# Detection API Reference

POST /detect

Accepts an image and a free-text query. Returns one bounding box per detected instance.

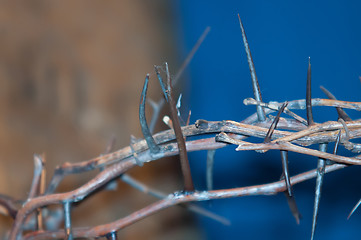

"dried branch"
[3,16,361,240]
[23,163,347,240]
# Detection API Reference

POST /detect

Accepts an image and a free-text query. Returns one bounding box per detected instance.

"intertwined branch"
[1,17,361,240]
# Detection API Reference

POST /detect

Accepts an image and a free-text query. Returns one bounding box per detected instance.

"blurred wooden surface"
[0,1,197,238]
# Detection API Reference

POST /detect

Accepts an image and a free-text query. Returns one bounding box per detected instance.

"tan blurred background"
[0,1,200,239]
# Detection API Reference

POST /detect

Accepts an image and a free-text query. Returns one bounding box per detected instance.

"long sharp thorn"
[165,62,194,192]
[139,74,160,154]
[148,27,210,133]
[348,198,361,219]
[284,192,302,224]
[280,150,302,224]
[238,14,266,122]
[206,149,216,190]
[63,201,73,240]
[154,65,169,102]
[306,58,314,126]
[264,102,288,143]
[320,86,351,121]
[173,26,211,85]
[311,143,327,240]
[281,150,292,196]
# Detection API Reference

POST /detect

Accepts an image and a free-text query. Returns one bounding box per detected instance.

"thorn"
[148,27,210,133]
[154,65,169,102]
[106,231,118,240]
[311,143,327,240]
[173,26,211,85]
[348,198,361,220]
[280,150,292,196]
[63,201,73,240]
[238,14,266,122]
[333,130,341,155]
[206,149,216,190]
[283,192,302,224]
[139,74,161,154]
[306,57,314,126]
[264,102,288,143]
[165,62,194,192]
[320,86,351,121]
[338,118,350,141]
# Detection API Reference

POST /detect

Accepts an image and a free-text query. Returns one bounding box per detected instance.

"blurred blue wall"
[173,1,361,239]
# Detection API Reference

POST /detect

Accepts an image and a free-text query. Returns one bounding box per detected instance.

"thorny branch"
[1,17,361,240]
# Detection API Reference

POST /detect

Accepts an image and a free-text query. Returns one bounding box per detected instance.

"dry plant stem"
[120,174,229,225]
[23,163,347,240]
[165,62,194,192]
[18,119,358,238]
[44,118,361,194]
[243,98,307,125]
[234,140,361,165]
[243,98,361,111]
[272,120,361,144]
[238,14,265,121]
[10,160,135,239]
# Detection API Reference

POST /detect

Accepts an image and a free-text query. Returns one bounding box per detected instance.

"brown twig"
[243,98,361,111]
[23,163,347,240]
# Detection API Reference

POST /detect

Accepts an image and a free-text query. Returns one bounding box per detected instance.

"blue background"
[173,1,361,239]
